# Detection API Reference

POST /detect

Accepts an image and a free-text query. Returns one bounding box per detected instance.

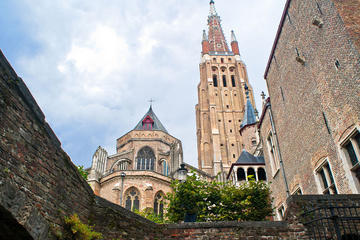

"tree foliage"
[77,165,88,181]
[165,174,273,222]
[134,208,167,224]
[62,214,103,240]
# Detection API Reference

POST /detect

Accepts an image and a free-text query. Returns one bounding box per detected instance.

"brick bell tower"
[196,0,257,177]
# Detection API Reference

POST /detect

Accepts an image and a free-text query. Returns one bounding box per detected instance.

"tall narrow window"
[267,131,280,174]
[124,187,140,211]
[213,75,218,87]
[221,58,224,63]
[136,147,155,170]
[222,75,227,87]
[316,160,337,194]
[162,160,169,176]
[154,192,164,218]
[231,75,236,87]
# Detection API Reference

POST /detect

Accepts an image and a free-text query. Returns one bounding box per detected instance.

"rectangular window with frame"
[343,130,360,167]
[267,131,280,174]
[316,160,337,194]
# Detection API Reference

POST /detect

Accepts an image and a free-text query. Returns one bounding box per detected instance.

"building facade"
[196,0,259,177]
[87,106,183,214]
[259,0,360,219]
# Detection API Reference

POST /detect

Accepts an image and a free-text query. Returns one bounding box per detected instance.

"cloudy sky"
[0,0,286,168]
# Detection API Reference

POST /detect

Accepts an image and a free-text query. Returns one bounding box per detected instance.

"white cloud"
[5,0,287,168]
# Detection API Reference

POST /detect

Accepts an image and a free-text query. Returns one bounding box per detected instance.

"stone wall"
[0,50,163,239]
[263,0,360,208]
[162,221,308,240]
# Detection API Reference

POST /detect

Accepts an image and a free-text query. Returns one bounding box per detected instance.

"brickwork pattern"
[263,0,360,208]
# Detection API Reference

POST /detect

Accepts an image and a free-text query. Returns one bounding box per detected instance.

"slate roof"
[133,106,168,133]
[240,97,257,128]
[235,150,265,165]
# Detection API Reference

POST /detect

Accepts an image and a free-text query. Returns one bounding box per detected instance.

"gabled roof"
[133,106,168,133]
[241,97,257,128]
[235,150,265,165]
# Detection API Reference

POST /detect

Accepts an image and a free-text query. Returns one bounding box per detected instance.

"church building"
[87,106,183,215]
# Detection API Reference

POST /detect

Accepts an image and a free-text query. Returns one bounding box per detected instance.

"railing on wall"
[286,195,360,240]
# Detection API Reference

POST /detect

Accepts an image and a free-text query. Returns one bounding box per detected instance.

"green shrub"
[134,208,167,224]
[166,173,273,222]
[63,214,103,240]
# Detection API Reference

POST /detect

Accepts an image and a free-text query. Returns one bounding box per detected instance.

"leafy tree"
[77,165,89,180]
[165,173,273,222]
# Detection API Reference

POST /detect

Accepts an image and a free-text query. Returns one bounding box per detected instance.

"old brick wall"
[162,221,308,240]
[0,50,163,239]
[264,0,360,207]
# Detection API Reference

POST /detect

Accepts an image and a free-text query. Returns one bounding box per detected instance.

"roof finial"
[209,0,217,16]
[202,30,208,41]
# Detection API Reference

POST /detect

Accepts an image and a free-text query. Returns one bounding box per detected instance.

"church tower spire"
[207,0,230,53]
[196,1,258,177]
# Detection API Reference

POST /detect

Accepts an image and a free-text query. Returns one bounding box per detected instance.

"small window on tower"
[222,75,227,87]
[229,120,232,122]
[213,75,218,87]
[226,105,229,109]
[231,75,236,87]
[221,58,224,63]
[230,129,233,133]
[233,154,236,158]
[228,58,232,62]
[231,144,234,146]
[220,144,224,147]
[213,58,217,63]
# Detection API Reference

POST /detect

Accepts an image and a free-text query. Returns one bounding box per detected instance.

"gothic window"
[231,75,236,87]
[161,160,169,176]
[237,168,246,181]
[247,168,256,180]
[154,192,164,218]
[222,75,227,87]
[124,187,140,211]
[142,115,154,130]
[316,160,337,194]
[258,167,267,181]
[136,147,155,170]
[213,75,218,87]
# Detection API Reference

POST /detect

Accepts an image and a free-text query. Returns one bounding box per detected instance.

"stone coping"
[164,220,288,229]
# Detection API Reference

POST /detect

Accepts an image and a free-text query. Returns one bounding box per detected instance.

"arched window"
[162,160,169,176]
[213,75,218,87]
[136,147,155,170]
[124,187,140,211]
[247,168,256,180]
[258,167,267,181]
[222,75,227,87]
[237,168,246,181]
[154,192,164,218]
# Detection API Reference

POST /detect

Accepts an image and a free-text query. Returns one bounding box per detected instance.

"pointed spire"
[241,85,257,128]
[231,30,237,42]
[202,30,208,41]
[209,0,217,16]
[230,30,240,55]
[207,1,230,53]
